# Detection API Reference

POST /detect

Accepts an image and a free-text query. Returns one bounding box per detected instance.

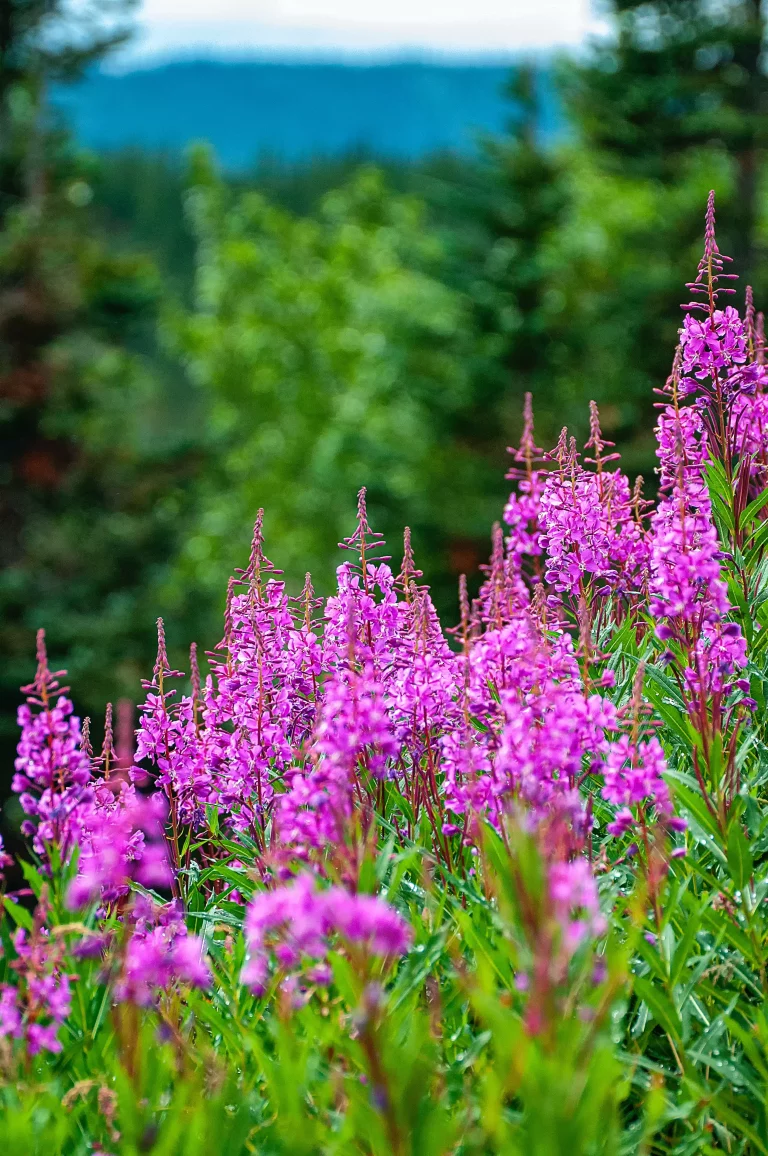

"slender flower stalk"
[13,631,93,862]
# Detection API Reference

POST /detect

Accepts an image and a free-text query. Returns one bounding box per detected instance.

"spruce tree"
[417,64,569,576]
[564,0,767,274]
[0,1,199,771]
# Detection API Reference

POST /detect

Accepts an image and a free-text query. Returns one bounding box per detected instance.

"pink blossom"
[0,986,22,1041]
[602,735,672,827]
[549,858,606,954]
[116,898,210,1006]
[243,874,411,994]
[277,663,397,854]
[539,460,647,599]
[68,791,172,909]
[13,631,93,860]
[5,917,72,1055]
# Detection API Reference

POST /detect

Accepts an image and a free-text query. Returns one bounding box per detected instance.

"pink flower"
[277,662,397,854]
[0,986,22,1041]
[243,875,411,994]
[115,899,210,1007]
[5,914,72,1055]
[539,463,647,599]
[549,859,606,954]
[68,792,172,909]
[13,631,93,861]
[602,735,671,820]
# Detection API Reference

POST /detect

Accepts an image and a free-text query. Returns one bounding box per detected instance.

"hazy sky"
[127,0,602,60]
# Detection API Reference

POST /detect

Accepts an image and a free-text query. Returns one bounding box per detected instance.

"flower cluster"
[679,306,748,400]
[242,873,411,994]
[539,426,647,600]
[549,858,607,955]
[13,631,93,860]
[602,736,672,835]
[67,792,172,910]
[114,897,210,1007]
[0,898,72,1055]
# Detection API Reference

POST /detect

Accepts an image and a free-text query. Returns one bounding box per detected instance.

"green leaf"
[3,897,33,933]
[742,487,768,530]
[727,821,754,893]
[633,975,683,1046]
[669,896,707,986]
[744,516,768,560]
[19,860,46,900]
[670,779,724,851]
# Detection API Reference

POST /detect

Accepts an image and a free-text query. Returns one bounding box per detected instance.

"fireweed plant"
[3,195,768,1153]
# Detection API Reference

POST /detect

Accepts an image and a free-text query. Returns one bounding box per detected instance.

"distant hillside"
[53,59,561,168]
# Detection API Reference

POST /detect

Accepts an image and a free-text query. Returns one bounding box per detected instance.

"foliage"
[0,0,205,766]
[415,67,570,473]
[167,152,497,612]
[563,0,767,273]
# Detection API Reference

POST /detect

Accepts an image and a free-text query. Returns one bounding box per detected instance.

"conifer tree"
[415,65,569,581]
[564,0,767,274]
[0,0,198,766]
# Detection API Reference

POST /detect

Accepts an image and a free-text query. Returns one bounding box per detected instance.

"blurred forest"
[2,0,768,794]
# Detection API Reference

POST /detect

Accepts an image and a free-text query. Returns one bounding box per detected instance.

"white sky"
[125,0,602,61]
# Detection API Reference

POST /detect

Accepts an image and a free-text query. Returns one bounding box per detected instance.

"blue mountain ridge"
[53,58,561,168]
